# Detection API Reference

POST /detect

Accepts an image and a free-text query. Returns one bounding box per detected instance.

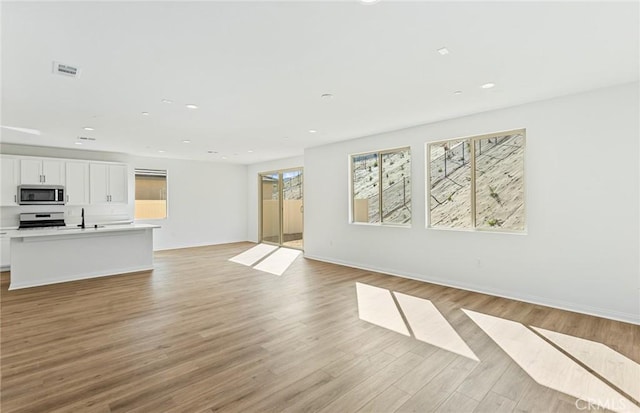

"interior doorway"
[259,168,303,250]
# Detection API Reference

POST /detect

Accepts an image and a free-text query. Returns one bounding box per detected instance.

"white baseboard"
[303,253,640,326]
[153,239,249,252]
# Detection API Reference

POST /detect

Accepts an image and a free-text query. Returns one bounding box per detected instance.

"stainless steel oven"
[18,185,66,205]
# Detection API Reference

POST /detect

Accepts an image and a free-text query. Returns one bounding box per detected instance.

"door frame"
[258,167,304,250]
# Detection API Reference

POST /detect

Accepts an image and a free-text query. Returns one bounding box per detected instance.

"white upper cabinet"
[89,163,128,204]
[20,158,65,185]
[90,163,108,204]
[20,159,42,185]
[0,156,20,206]
[65,162,90,205]
[108,164,128,203]
[1,156,129,207]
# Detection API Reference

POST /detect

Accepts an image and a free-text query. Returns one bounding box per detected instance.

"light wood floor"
[1,242,638,412]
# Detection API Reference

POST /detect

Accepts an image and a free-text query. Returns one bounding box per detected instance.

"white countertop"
[4,224,160,239]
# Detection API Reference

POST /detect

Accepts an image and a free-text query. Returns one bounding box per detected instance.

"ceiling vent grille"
[77,136,96,141]
[53,61,80,78]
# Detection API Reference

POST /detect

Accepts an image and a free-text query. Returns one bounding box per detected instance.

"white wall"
[304,83,639,324]
[246,156,304,242]
[0,145,248,251]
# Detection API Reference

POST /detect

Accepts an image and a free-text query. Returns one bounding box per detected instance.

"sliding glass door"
[260,173,281,245]
[259,168,303,249]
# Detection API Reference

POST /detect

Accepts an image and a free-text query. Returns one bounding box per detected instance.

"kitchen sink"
[58,225,106,230]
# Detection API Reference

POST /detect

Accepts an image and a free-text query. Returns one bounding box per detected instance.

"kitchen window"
[351,147,411,225]
[426,129,525,232]
[135,169,167,220]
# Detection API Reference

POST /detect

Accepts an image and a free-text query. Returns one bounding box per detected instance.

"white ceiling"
[1,1,638,164]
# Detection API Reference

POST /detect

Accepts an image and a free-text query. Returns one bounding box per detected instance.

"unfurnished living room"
[0,1,638,412]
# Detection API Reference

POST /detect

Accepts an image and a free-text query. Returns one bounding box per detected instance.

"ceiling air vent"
[77,136,96,141]
[53,61,80,78]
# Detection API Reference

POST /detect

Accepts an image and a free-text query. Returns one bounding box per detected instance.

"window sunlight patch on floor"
[394,292,478,361]
[253,247,302,276]
[229,244,278,266]
[463,309,639,413]
[356,282,410,336]
[355,282,477,360]
[532,326,640,403]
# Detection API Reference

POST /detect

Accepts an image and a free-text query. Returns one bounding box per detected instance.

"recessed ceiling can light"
[222,156,228,160]
[207,150,218,154]
[360,0,380,4]
[454,90,463,95]
[182,139,191,144]
[158,150,166,153]
[161,99,173,104]
[481,82,496,89]
[185,104,199,109]
[83,126,94,131]
[75,142,82,145]
[309,129,317,133]
[437,47,450,55]
[248,150,254,153]
[141,112,150,116]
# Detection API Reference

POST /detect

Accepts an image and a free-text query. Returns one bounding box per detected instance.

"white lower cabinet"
[1,236,10,270]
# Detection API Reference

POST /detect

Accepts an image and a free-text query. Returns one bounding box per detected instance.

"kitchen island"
[5,224,160,290]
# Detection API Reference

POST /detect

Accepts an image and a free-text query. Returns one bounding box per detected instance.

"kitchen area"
[0,154,159,290]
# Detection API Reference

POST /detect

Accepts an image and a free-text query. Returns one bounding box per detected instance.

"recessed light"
[222,156,228,160]
[454,90,463,95]
[360,0,380,4]
[185,104,199,109]
[481,83,496,89]
[248,150,254,153]
[437,47,450,55]
[83,126,94,131]
[141,112,150,116]
[321,93,334,99]
[207,150,218,154]
[182,139,191,144]
[309,129,317,133]
[161,99,173,104]
[74,142,82,145]
[158,150,166,153]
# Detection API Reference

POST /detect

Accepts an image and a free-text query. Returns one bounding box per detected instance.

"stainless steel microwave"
[18,185,66,205]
